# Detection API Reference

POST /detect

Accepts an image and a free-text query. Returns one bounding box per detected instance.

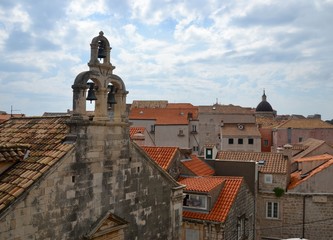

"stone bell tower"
[71,31,128,123]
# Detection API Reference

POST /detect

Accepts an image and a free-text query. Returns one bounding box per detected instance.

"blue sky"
[0,0,333,120]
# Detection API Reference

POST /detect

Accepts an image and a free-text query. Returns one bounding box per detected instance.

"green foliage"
[273,187,285,197]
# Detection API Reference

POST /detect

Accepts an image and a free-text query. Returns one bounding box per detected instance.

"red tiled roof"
[129,127,145,139]
[0,116,74,213]
[181,155,214,176]
[129,107,198,125]
[181,176,243,222]
[0,113,25,123]
[141,146,178,170]
[179,176,224,192]
[289,154,333,189]
[216,151,287,174]
[0,144,30,162]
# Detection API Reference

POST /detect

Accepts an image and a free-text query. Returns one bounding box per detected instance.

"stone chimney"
[283,144,293,189]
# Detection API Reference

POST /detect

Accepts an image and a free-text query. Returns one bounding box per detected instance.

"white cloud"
[0,0,332,119]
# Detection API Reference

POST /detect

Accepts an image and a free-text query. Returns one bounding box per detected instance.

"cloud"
[0,0,332,120]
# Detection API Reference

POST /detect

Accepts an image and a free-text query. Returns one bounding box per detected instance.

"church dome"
[256,91,273,112]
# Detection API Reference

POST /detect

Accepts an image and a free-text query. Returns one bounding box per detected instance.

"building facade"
[0,32,184,240]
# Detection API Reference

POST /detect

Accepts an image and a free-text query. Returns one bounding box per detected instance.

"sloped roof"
[129,127,145,139]
[275,119,333,129]
[256,116,283,128]
[199,104,254,114]
[0,143,30,162]
[179,176,224,192]
[129,107,198,125]
[216,151,287,174]
[140,146,178,170]
[0,116,74,213]
[181,176,243,223]
[0,113,25,123]
[292,138,327,159]
[181,155,214,176]
[288,154,333,189]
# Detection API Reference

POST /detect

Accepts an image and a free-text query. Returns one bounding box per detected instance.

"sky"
[0,0,333,120]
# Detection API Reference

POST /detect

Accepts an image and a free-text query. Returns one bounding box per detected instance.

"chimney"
[283,144,292,160]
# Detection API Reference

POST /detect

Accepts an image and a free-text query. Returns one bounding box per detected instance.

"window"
[299,137,303,142]
[150,125,155,133]
[238,138,243,144]
[192,146,199,152]
[206,148,213,159]
[183,194,207,210]
[264,174,273,184]
[263,140,269,146]
[178,129,184,136]
[228,138,234,144]
[191,125,197,132]
[266,201,279,219]
[248,138,254,145]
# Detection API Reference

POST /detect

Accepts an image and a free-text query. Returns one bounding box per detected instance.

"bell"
[107,85,117,105]
[98,41,106,59]
[86,82,97,103]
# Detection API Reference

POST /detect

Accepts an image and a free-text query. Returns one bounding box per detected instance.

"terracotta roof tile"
[199,104,254,114]
[129,127,145,139]
[275,119,333,129]
[181,155,214,176]
[0,116,74,214]
[216,151,287,174]
[179,176,224,192]
[129,107,198,125]
[289,154,333,189]
[180,176,243,222]
[141,146,178,170]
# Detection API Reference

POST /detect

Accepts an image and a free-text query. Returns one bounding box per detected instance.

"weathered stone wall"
[257,193,333,240]
[224,182,255,240]
[182,181,254,240]
[258,173,288,192]
[0,122,183,239]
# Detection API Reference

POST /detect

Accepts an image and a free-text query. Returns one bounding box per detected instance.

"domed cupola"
[256,90,273,112]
